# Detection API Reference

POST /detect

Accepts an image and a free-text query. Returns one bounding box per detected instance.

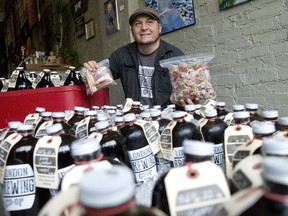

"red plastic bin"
[0,86,109,128]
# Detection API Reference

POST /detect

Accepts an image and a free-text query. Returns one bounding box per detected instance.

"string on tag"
[184,162,198,178]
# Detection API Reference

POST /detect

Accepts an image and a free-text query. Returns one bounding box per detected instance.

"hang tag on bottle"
[232,138,262,168]
[65,111,74,123]
[0,128,8,143]
[34,136,62,189]
[152,120,160,132]
[61,160,113,191]
[232,154,263,191]
[213,187,264,216]
[273,131,288,138]
[121,98,133,113]
[184,112,194,123]
[60,70,71,86]
[24,113,41,128]
[35,120,53,138]
[32,71,45,88]
[8,70,19,88]
[165,161,231,216]
[0,133,23,184]
[224,125,253,179]
[51,74,61,87]
[199,118,208,140]
[88,132,103,142]
[135,120,160,155]
[199,99,216,117]
[76,117,90,139]
[224,113,234,126]
[1,81,9,92]
[160,121,177,161]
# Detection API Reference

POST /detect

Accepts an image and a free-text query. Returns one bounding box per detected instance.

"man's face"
[131,15,161,45]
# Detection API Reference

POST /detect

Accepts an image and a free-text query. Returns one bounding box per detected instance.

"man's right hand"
[83,61,99,72]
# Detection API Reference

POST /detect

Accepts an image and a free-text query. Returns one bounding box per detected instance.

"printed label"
[127,145,157,183]
[60,70,71,86]
[3,164,36,211]
[32,72,44,88]
[0,128,8,143]
[8,70,19,88]
[213,143,226,173]
[1,81,9,92]
[160,121,177,161]
[34,136,62,189]
[64,112,74,123]
[24,113,41,129]
[135,120,160,155]
[51,75,61,87]
[122,98,133,113]
[35,120,53,139]
[173,147,184,167]
[76,117,90,139]
[155,151,171,171]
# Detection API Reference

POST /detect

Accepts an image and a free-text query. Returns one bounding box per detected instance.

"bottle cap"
[278,117,288,126]
[117,104,123,109]
[251,121,275,134]
[110,106,117,110]
[262,110,278,119]
[142,105,149,111]
[204,109,217,117]
[51,71,58,75]
[262,156,288,185]
[97,113,108,121]
[233,104,245,111]
[114,116,123,123]
[153,105,161,110]
[17,124,33,131]
[150,109,161,117]
[69,66,76,70]
[132,101,141,106]
[167,104,176,109]
[95,121,110,131]
[123,113,136,122]
[233,111,250,119]
[35,107,45,113]
[245,103,258,109]
[79,165,135,208]
[195,104,201,110]
[71,138,101,157]
[262,137,288,156]
[8,121,22,129]
[184,104,196,112]
[43,69,51,73]
[74,106,85,112]
[52,112,65,118]
[85,110,98,116]
[216,102,226,106]
[183,139,214,156]
[92,106,100,110]
[46,123,63,135]
[107,110,116,114]
[140,111,150,119]
[172,111,185,119]
[16,67,24,70]
[41,112,52,117]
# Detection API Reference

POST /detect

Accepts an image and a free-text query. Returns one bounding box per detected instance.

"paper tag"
[34,136,62,189]
[160,121,177,161]
[32,71,45,88]
[232,154,263,191]
[88,132,103,142]
[232,139,262,168]
[199,99,216,117]
[224,113,234,126]
[64,112,74,123]
[8,70,19,88]
[213,143,226,173]
[60,70,71,86]
[134,120,160,155]
[61,161,113,191]
[184,113,194,123]
[0,133,23,184]
[0,128,8,143]
[273,131,288,138]
[1,81,9,92]
[152,121,160,132]
[165,161,231,216]
[127,145,157,183]
[155,151,171,171]
[35,120,53,138]
[75,117,90,139]
[51,74,61,87]
[24,113,41,129]
[121,98,133,113]
[173,146,184,167]
[3,164,36,211]
[224,125,253,179]
[213,187,263,216]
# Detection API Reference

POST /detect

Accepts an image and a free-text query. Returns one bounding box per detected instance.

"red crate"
[0,86,109,128]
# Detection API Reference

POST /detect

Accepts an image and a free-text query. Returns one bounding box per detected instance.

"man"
[84,7,196,108]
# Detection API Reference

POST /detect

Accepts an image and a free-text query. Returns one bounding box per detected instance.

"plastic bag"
[160,53,217,106]
[80,59,117,95]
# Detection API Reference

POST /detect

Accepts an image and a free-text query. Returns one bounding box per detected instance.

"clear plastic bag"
[160,53,217,106]
[80,59,117,95]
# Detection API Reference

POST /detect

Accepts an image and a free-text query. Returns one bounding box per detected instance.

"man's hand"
[83,61,99,72]
[179,97,200,107]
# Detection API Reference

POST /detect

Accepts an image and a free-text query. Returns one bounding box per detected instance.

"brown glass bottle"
[35,69,54,88]
[152,139,214,215]
[3,121,22,140]
[124,101,142,117]
[3,124,51,216]
[34,111,53,137]
[62,66,83,86]
[201,108,228,172]
[8,67,32,91]
[216,101,229,120]
[85,110,98,134]
[52,112,71,135]
[245,103,263,123]
[67,106,86,136]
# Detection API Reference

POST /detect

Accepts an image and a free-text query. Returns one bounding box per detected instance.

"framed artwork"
[85,19,95,40]
[71,0,89,18]
[104,0,120,34]
[219,0,251,11]
[75,16,85,37]
[145,0,196,35]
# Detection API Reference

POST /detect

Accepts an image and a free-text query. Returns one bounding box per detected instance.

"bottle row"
[0,99,287,216]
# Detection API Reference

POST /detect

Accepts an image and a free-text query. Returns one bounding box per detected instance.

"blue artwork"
[145,0,196,35]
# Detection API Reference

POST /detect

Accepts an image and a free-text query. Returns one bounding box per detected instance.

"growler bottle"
[124,101,142,117]
[62,66,83,86]
[75,70,84,85]
[216,101,229,120]
[85,110,98,134]
[3,124,51,215]
[184,104,202,120]
[94,120,130,167]
[79,165,167,216]
[67,106,86,136]
[152,139,214,215]
[8,67,32,91]
[35,69,54,88]
[3,121,22,140]
[119,113,157,183]
[34,111,53,136]
[245,103,263,123]
[240,157,288,216]
[262,110,278,125]
[201,108,227,172]
[52,112,71,135]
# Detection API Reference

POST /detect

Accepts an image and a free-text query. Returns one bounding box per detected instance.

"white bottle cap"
[92,106,100,110]
[278,117,288,126]
[233,104,245,111]
[262,157,288,185]
[117,104,123,109]
[42,112,52,117]
[233,111,250,119]
[74,106,86,112]
[167,104,176,109]
[8,121,22,129]
[123,113,136,122]
[17,124,33,131]
[16,67,24,70]
[71,138,101,157]
[183,139,214,156]
[251,121,275,134]
[204,109,217,118]
[69,66,76,70]
[185,104,196,112]
[245,103,258,109]
[95,121,110,131]
[114,116,123,123]
[153,105,161,110]
[216,102,226,106]
[172,111,185,119]
[45,123,63,135]
[195,104,201,110]
[262,137,288,156]
[132,101,141,106]
[85,110,98,116]
[262,110,278,119]
[97,113,108,121]
[142,105,150,111]
[150,109,161,117]
[107,110,116,114]
[35,107,46,113]
[79,165,135,208]
[140,111,150,118]
[43,69,51,73]
[52,112,65,118]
